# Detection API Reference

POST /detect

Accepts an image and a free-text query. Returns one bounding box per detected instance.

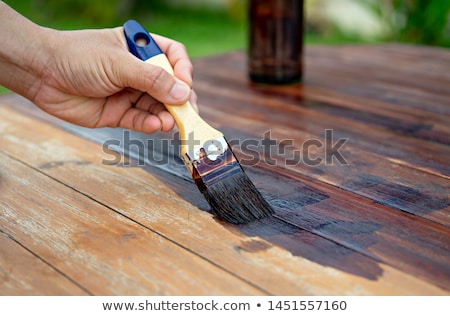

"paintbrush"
[123,20,273,224]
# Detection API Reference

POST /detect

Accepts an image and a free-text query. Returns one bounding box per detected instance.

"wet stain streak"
[343,173,450,215]
[235,216,382,280]
[39,160,90,169]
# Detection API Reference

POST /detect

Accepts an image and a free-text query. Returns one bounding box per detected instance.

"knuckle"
[171,40,187,52]
[144,66,170,93]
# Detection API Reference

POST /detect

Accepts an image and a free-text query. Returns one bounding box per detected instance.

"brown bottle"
[248,0,304,84]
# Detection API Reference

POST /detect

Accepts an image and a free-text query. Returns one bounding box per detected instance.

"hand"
[34,27,197,133]
[0,1,197,134]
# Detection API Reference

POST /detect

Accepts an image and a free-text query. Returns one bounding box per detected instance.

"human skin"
[0,1,197,133]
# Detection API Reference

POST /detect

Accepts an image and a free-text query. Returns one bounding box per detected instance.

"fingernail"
[170,81,190,101]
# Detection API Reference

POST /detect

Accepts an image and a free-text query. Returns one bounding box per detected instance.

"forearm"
[0,1,51,99]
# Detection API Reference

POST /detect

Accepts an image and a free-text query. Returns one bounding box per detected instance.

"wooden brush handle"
[123,20,222,144]
[144,54,221,141]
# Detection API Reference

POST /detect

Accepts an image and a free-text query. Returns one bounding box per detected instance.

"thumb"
[119,56,191,105]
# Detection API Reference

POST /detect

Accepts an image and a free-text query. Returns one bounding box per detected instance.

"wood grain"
[0,232,87,295]
[0,152,265,295]
[1,44,449,295]
[0,101,448,295]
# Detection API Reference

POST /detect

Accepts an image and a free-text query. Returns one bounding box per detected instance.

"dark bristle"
[186,136,273,224]
[202,170,274,224]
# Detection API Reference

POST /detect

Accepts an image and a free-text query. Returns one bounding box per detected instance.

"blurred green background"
[1,0,449,94]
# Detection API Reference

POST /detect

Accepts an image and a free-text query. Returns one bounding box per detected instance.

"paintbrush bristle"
[187,138,274,224]
[202,170,274,224]
[123,20,272,224]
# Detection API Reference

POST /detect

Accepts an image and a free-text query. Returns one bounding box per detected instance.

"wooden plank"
[296,86,450,145]
[0,99,448,295]
[0,152,266,295]
[3,76,449,226]
[198,101,450,223]
[203,45,450,117]
[192,51,450,168]
[255,165,450,290]
[306,45,450,112]
[0,232,88,295]
[187,49,450,225]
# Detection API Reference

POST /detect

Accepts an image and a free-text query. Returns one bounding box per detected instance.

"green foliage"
[134,2,247,58]
[0,86,10,95]
[2,0,447,96]
[3,0,449,59]
[361,0,450,47]
[42,0,122,25]
[3,0,247,56]
[7,0,132,27]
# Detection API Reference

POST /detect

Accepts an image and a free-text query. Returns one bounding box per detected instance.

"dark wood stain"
[343,173,450,215]
[234,217,383,280]
[2,44,449,293]
[7,100,449,291]
[303,99,437,141]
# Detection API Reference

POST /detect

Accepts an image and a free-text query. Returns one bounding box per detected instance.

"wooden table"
[1,44,449,295]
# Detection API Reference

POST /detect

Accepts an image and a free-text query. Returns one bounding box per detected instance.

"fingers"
[118,107,176,134]
[133,93,175,131]
[92,88,173,133]
[114,28,195,107]
[116,90,199,133]
[118,108,164,134]
[118,57,190,105]
[151,33,194,87]
[100,27,198,133]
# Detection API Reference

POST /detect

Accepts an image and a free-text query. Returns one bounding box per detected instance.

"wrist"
[0,2,52,99]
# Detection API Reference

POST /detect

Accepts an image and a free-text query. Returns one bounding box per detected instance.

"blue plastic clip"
[123,20,163,60]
